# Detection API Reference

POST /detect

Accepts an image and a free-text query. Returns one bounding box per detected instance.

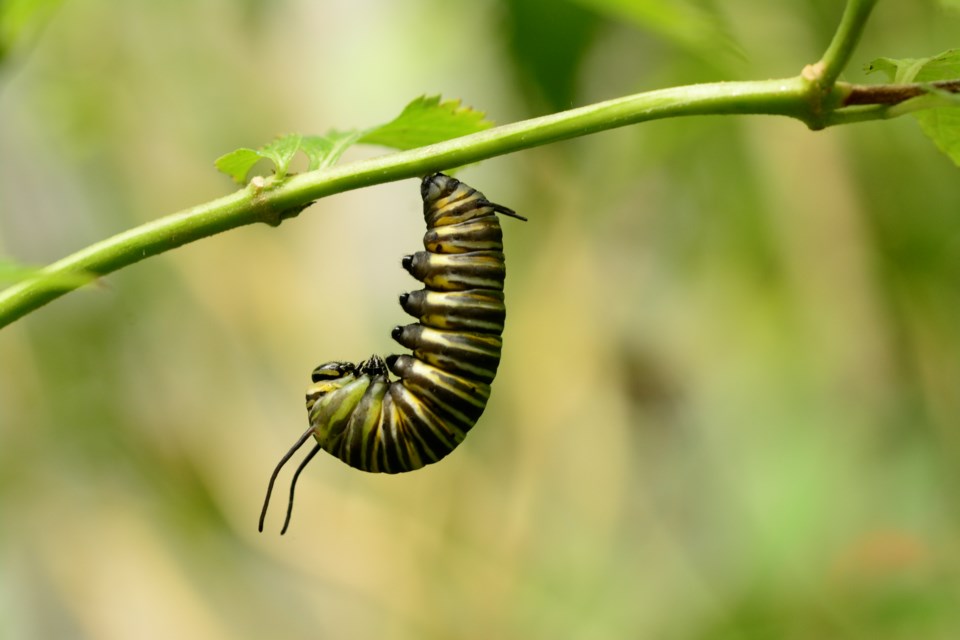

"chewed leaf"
[216,95,494,183]
[866,50,960,168]
[214,148,265,184]
[259,134,302,179]
[302,131,364,171]
[866,57,930,83]
[216,131,367,184]
[866,50,960,83]
[359,95,493,150]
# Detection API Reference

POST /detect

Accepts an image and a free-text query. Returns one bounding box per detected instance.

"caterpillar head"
[306,357,388,414]
[421,173,459,204]
[266,357,385,535]
[421,172,526,224]
[306,361,357,415]
[310,360,356,383]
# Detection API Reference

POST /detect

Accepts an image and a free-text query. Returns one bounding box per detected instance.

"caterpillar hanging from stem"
[259,173,525,534]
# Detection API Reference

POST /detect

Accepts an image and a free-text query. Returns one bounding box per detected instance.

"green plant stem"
[0,76,812,328]
[817,0,879,89]
[3,62,959,329]
[0,0,896,328]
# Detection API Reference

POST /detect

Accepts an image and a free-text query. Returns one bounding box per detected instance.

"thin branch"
[823,103,901,127]
[0,76,812,328]
[817,0,880,89]
[0,0,951,329]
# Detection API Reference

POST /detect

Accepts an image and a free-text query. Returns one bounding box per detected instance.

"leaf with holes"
[216,96,495,184]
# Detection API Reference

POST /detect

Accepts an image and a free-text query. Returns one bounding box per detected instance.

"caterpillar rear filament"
[259,173,525,534]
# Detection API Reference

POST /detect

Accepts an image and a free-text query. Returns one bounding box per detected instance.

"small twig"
[816,0,880,89]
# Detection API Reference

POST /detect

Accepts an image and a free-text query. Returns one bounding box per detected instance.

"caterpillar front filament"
[260,173,525,534]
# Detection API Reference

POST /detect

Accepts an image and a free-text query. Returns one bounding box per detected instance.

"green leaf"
[865,51,960,84]
[865,57,920,84]
[258,134,302,179]
[866,50,960,168]
[911,51,960,83]
[358,96,493,151]
[216,95,492,184]
[214,148,265,185]
[301,131,364,171]
[215,133,341,184]
[916,105,960,169]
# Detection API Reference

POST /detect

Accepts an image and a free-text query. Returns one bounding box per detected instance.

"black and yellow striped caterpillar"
[260,173,525,533]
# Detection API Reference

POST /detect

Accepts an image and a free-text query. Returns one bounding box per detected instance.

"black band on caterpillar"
[259,173,523,534]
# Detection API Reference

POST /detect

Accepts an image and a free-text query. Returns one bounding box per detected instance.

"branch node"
[802,62,826,83]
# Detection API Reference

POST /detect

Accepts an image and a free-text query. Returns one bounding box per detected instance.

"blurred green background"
[2,0,960,638]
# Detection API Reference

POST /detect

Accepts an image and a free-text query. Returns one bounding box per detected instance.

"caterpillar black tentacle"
[259,173,523,533]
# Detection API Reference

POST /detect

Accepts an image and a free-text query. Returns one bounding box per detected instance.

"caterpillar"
[259,173,525,534]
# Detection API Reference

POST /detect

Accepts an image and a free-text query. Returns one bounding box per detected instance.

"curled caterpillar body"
[260,173,524,533]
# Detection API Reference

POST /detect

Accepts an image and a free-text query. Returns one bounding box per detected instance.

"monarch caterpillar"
[259,173,525,534]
